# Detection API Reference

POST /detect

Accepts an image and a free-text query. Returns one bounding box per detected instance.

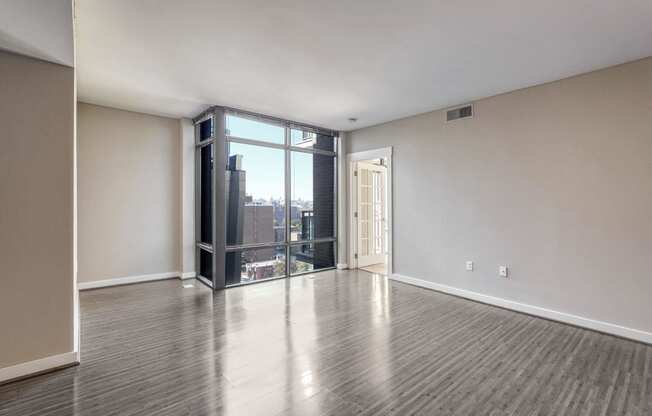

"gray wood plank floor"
[1,269,650,415]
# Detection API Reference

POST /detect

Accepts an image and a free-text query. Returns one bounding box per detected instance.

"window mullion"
[284,125,291,278]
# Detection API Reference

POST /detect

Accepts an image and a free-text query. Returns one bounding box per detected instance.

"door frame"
[355,160,387,268]
[347,146,393,275]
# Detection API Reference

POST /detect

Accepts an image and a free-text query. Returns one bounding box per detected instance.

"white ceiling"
[76,0,652,131]
[0,0,74,66]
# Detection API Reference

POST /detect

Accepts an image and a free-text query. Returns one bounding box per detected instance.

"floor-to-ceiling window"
[195,116,215,288]
[195,107,337,289]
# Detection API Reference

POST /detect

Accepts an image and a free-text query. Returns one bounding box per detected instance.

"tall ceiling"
[76,0,652,130]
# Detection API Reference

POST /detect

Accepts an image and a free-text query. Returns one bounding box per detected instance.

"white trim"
[347,146,393,162]
[347,147,393,275]
[355,161,387,268]
[349,161,357,269]
[336,263,348,270]
[78,272,180,290]
[180,271,196,280]
[0,351,79,385]
[390,273,652,345]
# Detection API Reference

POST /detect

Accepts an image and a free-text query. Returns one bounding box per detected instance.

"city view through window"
[224,114,336,285]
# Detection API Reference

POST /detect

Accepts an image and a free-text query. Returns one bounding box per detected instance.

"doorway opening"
[348,147,392,276]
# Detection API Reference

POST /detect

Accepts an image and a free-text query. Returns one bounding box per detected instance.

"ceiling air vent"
[446,104,473,122]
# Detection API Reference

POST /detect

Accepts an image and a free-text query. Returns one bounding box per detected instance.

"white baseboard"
[180,271,196,280]
[390,273,652,345]
[78,271,180,290]
[336,263,349,270]
[0,351,79,385]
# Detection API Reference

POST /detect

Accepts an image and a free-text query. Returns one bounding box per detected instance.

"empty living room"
[1,0,651,415]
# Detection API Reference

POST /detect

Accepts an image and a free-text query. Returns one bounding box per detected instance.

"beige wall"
[348,58,652,334]
[179,119,195,276]
[77,103,181,283]
[0,51,75,368]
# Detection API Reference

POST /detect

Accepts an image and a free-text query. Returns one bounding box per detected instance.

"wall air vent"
[446,104,473,122]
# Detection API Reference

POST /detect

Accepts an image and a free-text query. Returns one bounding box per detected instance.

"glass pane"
[290,129,335,152]
[199,249,213,282]
[225,114,284,144]
[199,117,212,141]
[290,242,334,274]
[226,142,285,246]
[226,246,286,286]
[199,143,213,244]
[290,152,335,241]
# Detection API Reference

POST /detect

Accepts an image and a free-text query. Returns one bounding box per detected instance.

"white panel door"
[356,161,386,267]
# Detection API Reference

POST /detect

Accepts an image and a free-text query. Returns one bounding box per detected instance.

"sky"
[226,115,319,202]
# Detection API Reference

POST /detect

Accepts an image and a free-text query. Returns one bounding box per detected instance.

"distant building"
[300,210,313,241]
[225,155,245,285]
[274,226,285,242]
[312,151,335,268]
[226,154,282,284]
[290,205,301,222]
[244,205,274,244]
[226,145,335,284]
[243,204,275,261]
[242,258,281,282]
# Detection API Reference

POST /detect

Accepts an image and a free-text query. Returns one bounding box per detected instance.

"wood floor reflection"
[359,263,387,275]
[1,269,650,415]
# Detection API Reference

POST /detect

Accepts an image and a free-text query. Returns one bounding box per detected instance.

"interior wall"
[0,50,75,368]
[347,58,652,335]
[77,103,181,283]
[179,118,195,277]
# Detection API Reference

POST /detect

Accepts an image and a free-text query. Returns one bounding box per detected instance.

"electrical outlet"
[499,266,508,278]
[466,261,474,271]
